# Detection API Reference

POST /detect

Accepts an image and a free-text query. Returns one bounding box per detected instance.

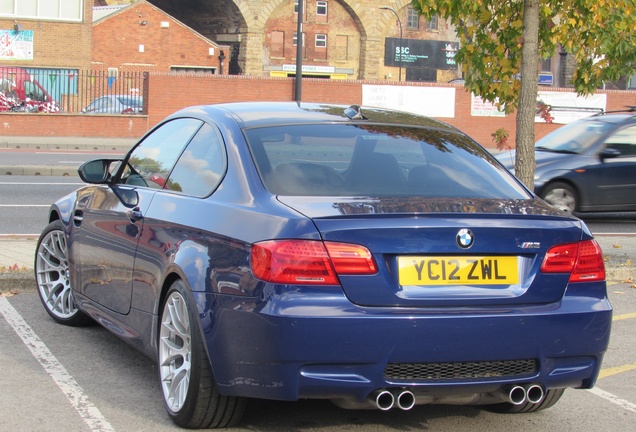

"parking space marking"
[0,296,115,432]
[588,387,636,414]
[614,312,636,321]
[599,363,636,379]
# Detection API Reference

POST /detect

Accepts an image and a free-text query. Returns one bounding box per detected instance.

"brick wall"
[1,74,635,149]
[0,113,149,139]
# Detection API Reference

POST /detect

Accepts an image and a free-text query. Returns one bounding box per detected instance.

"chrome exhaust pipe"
[395,390,416,411]
[525,384,545,404]
[372,389,395,411]
[507,385,527,405]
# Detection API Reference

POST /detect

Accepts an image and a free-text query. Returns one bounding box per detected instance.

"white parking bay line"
[0,296,115,432]
[588,387,636,414]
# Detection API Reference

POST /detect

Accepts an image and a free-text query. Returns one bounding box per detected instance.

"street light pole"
[295,0,304,101]
[380,6,403,82]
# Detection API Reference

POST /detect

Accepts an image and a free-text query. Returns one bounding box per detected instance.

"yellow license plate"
[398,256,518,286]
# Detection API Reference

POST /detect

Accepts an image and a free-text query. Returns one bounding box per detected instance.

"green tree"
[412,0,636,187]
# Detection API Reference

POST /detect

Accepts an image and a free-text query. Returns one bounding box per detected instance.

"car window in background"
[123,118,203,188]
[535,120,611,154]
[117,95,142,107]
[246,124,529,198]
[85,97,109,113]
[603,125,636,156]
[166,123,226,197]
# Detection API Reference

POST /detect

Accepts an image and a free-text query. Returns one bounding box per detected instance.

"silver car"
[82,94,143,114]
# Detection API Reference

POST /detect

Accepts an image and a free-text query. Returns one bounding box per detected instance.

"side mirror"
[599,148,621,161]
[78,159,121,183]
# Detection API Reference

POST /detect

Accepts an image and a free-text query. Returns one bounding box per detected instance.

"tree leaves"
[412,0,636,186]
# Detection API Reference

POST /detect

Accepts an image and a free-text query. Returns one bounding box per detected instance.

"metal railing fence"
[0,67,146,113]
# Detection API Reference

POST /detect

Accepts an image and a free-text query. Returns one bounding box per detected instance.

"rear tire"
[158,279,246,428]
[485,388,565,413]
[35,220,92,326]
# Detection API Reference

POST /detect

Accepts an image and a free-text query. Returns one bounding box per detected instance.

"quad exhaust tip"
[525,384,545,404]
[506,383,545,405]
[373,390,395,411]
[372,389,416,411]
[370,384,545,411]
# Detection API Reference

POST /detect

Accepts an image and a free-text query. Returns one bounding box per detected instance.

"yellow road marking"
[613,312,636,321]
[598,313,636,379]
[598,363,636,380]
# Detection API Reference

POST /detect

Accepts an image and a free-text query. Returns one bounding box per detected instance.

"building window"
[293,32,305,46]
[294,0,307,13]
[335,35,349,60]
[317,1,327,15]
[271,31,285,58]
[541,57,552,72]
[170,67,216,74]
[407,8,419,30]
[426,14,439,31]
[315,34,327,48]
[0,0,83,21]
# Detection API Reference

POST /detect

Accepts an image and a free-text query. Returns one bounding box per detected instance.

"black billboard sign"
[384,38,458,70]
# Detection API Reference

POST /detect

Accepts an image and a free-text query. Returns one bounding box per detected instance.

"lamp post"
[295,0,304,101]
[218,50,225,75]
[380,6,403,82]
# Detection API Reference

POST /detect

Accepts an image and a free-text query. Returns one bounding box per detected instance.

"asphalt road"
[1,175,635,236]
[0,176,84,235]
[1,283,635,432]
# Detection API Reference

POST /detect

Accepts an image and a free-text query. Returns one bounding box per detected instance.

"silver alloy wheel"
[35,228,76,319]
[159,291,192,413]
[542,186,576,213]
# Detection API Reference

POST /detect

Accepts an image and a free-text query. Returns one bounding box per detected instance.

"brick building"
[147,0,464,82]
[92,1,229,74]
[0,0,93,70]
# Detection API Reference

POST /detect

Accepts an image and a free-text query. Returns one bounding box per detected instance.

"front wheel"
[158,279,246,428]
[540,182,578,213]
[35,220,92,326]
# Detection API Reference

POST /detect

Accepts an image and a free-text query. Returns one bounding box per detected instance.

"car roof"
[588,113,636,125]
[170,102,459,131]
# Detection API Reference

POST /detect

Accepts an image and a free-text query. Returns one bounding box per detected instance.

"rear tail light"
[540,239,605,282]
[251,240,377,285]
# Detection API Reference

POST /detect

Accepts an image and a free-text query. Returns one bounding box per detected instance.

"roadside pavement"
[0,135,136,176]
[1,234,634,293]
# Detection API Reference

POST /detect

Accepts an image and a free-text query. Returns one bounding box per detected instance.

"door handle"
[73,210,83,227]
[127,207,143,223]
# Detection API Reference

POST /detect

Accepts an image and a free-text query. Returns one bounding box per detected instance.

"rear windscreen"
[244,124,530,199]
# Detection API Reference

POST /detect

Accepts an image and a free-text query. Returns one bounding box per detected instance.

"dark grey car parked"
[496,109,636,213]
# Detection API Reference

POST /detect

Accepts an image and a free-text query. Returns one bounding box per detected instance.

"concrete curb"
[0,165,80,176]
[0,274,35,293]
[0,137,136,152]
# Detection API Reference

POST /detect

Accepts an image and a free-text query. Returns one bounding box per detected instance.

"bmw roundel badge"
[456,229,474,249]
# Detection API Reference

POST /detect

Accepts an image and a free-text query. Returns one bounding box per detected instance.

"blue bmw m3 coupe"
[35,102,611,428]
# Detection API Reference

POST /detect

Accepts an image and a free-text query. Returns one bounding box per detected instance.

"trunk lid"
[278,196,586,307]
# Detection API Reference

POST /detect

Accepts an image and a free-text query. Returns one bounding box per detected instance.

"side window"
[24,81,44,101]
[165,123,225,197]
[604,126,636,156]
[122,118,203,188]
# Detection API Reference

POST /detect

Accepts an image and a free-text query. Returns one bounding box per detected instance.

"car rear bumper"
[197,284,611,404]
